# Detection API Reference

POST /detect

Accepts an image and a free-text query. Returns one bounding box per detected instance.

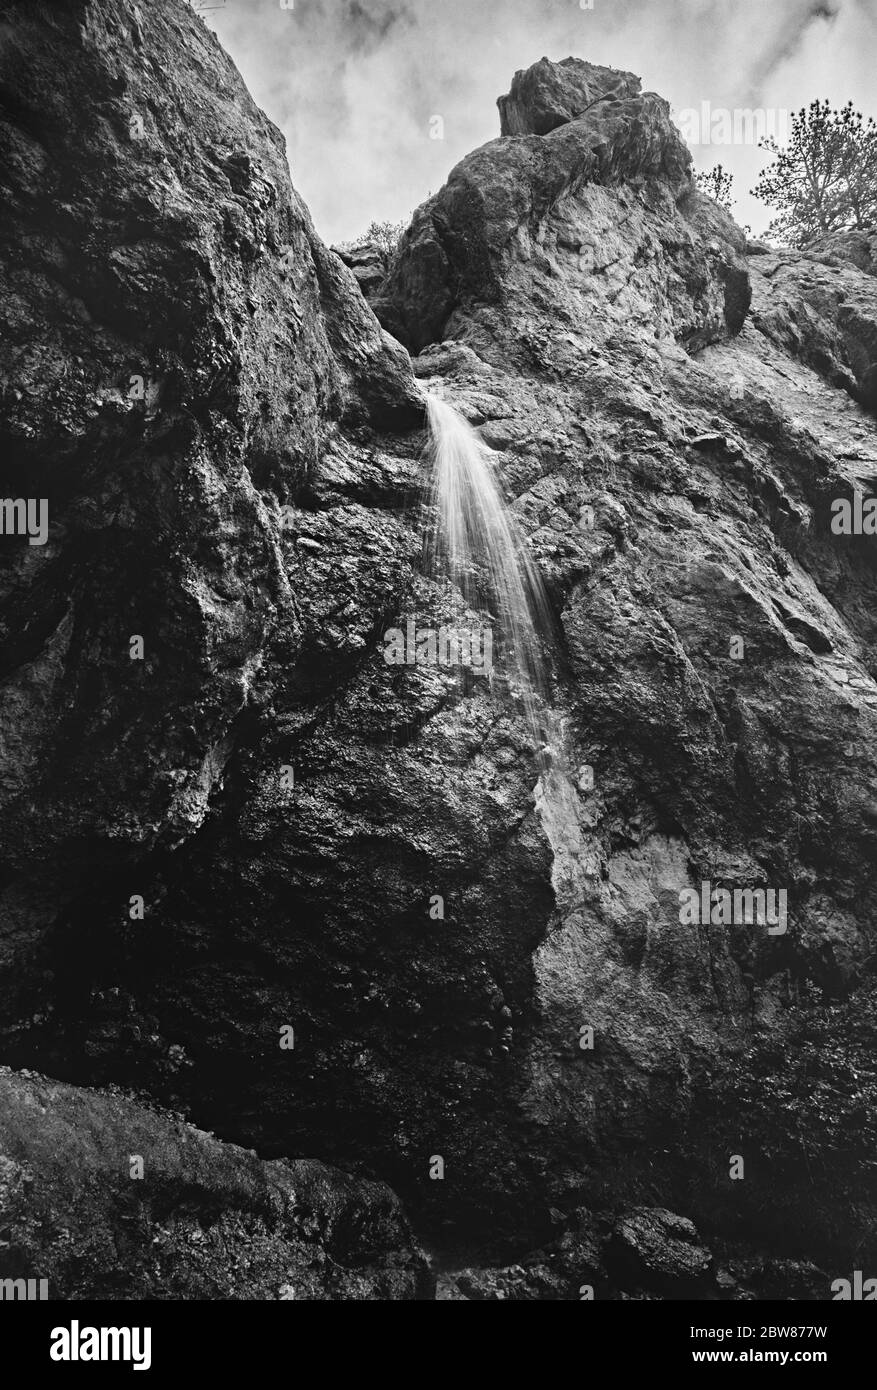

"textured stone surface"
[332,241,390,301]
[748,243,877,408]
[376,54,706,352]
[1,10,876,1298]
[606,1207,713,1295]
[377,56,877,1267]
[498,55,642,137]
[0,0,421,888]
[808,228,877,277]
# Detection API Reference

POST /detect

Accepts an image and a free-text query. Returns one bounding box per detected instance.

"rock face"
[374,55,877,1275]
[807,228,877,277]
[1,8,877,1298]
[749,242,877,409]
[0,0,424,1298]
[376,55,705,353]
[332,241,390,301]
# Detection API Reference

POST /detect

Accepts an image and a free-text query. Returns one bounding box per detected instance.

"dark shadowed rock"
[605,1207,713,1296]
[332,241,390,300]
[0,0,423,896]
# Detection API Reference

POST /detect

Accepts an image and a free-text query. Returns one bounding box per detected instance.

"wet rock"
[375,56,877,1270]
[1,14,876,1295]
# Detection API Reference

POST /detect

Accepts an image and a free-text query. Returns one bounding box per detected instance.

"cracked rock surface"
[1,7,875,1297]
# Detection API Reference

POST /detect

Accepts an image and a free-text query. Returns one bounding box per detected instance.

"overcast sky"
[200,0,877,244]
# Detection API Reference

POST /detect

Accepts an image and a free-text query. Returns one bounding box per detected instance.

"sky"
[197,0,877,245]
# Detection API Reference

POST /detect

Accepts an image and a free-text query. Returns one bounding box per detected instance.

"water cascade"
[423,393,558,756]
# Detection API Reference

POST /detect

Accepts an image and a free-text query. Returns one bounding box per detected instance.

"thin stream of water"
[423,393,558,757]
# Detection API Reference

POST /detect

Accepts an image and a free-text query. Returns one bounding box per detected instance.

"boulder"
[497,55,642,136]
[606,1207,713,1295]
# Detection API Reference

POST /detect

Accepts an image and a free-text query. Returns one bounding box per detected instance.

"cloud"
[201,0,877,243]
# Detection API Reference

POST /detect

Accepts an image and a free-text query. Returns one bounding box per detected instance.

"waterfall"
[422,393,557,756]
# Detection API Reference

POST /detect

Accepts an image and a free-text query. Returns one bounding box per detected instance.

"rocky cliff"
[1,5,875,1299]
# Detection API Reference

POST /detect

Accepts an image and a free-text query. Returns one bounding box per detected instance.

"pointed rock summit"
[376,55,732,352]
[497,54,642,135]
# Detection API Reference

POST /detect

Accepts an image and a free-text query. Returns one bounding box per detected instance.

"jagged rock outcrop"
[0,1067,428,1298]
[375,56,720,353]
[808,228,877,277]
[497,57,642,137]
[332,240,390,301]
[748,244,877,408]
[1,5,877,1299]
